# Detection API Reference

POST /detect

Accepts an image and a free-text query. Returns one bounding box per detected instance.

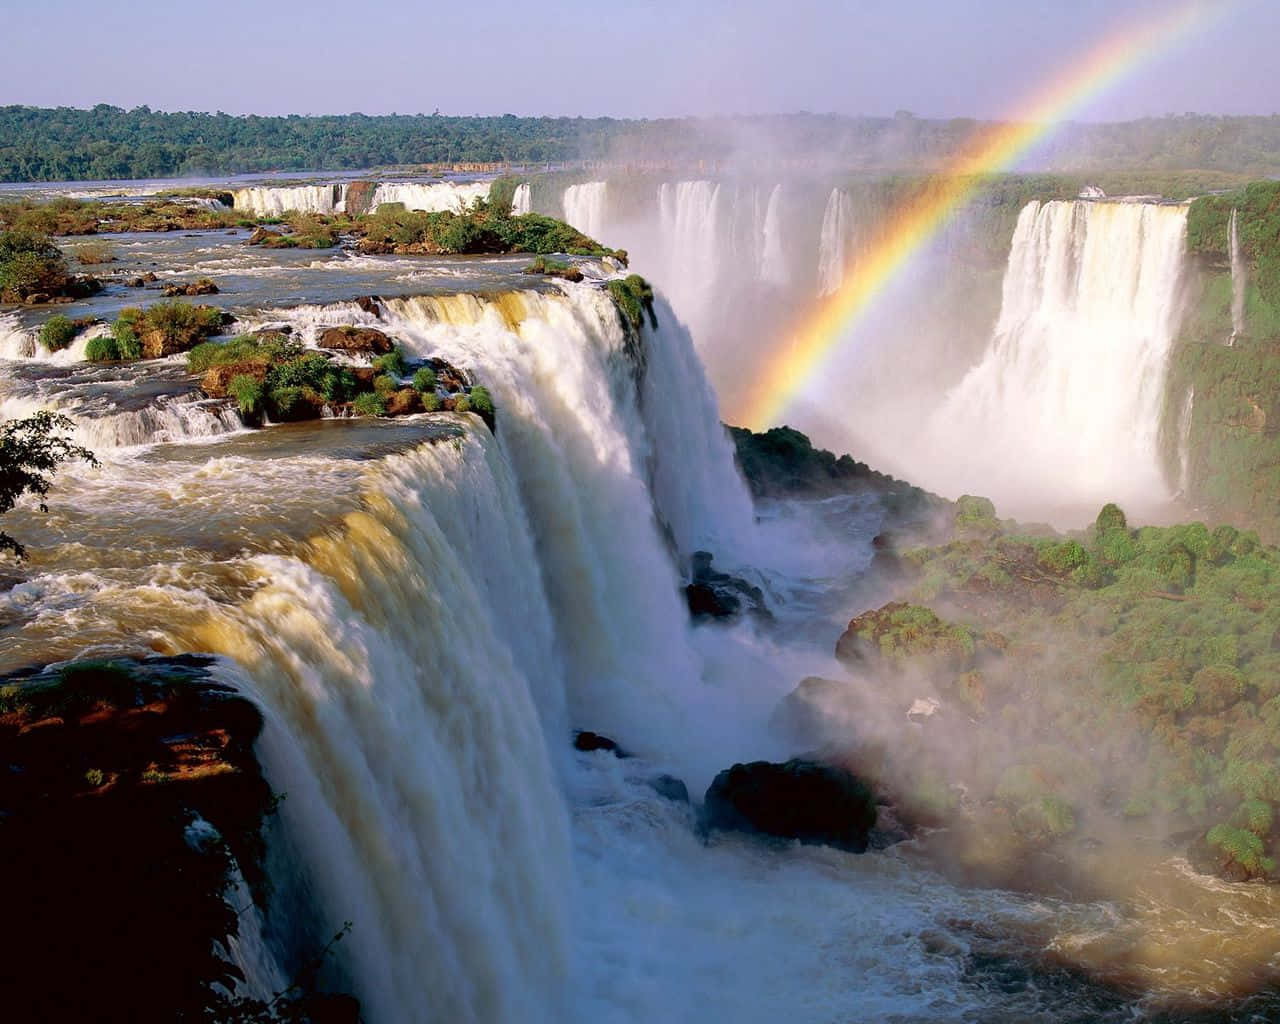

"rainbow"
[741,0,1228,429]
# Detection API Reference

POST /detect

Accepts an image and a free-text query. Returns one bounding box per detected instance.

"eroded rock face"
[702,758,877,853]
[317,325,394,354]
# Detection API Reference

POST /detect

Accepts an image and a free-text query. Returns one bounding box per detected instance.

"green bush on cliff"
[84,335,120,362]
[1206,824,1274,875]
[38,315,77,352]
[411,367,437,394]
[420,393,442,412]
[372,349,406,377]
[352,392,385,417]
[468,386,494,418]
[229,374,264,417]
[606,275,657,331]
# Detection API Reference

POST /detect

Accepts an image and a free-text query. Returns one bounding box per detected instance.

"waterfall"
[758,184,789,287]
[1229,207,1247,345]
[816,188,853,296]
[928,200,1190,509]
[233,184,348,217]
[561,182,608,241]
[368,181,490,213]
[510,182,532,215]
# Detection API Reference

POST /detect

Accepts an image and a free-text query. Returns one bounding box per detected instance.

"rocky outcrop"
[162,277,219,297]
[703,758,877,853]
[684,550,769,623]
[0,656,299,1022]
[317,325,394,355]
[835,601,982,676]
[573,730,629,756]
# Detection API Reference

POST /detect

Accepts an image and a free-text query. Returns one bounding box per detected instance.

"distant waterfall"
[233,184,348,216]
[759,185,790,287]
[1229,207,1247,345]
[816,188,853,296]
[929,200,1190,508]
[561,182,608,241]
[368,181,490,213]
[510,182,532,215]
[1176,387,1196,496]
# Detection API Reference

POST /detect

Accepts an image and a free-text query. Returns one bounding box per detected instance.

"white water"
[816,188,854,296]
[368,181,491,214]
[1176,386,1196,496]
[511,182,532,216]
[924,200,1190,511]
[562,182,609,242]
[233,184,348,216]
[758,184,790,287]
[1230,207,1247,344]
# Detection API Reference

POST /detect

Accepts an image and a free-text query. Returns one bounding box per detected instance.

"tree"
[0,411,96,556]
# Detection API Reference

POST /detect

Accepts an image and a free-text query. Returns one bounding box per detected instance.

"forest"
[4,105,1280,182]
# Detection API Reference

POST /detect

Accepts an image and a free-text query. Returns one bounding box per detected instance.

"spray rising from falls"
[925,199,1189,512]
[816,188,854,297]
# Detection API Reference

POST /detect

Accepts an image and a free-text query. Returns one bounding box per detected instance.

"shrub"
[1206,823,1274,875]
[84,335,121,362]
[1039,539,1089,574]
[372,373,397,397]
[1096,503,1128,534]
[229,374,264,417]
[75,241,114,265]
[372,349,406,377]
[411,367,437,393]
[112,322,142,359]
[268,386,305,418]
[606,274,657,330]
[454,395,472,414]
[468,385,495,418]
[352,392,386,417]
[38,315,77,352]
[420,393,442,412]
[0,229,67,300]
[84,768,105,788]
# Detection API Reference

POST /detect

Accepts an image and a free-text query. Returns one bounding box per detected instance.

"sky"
[2,0,1276,121]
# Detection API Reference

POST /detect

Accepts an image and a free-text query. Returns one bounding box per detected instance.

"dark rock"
[247,227,283,246]
[770,675,861,750]
[23,292,50,305]
[317,325,394,355]
[650,774,690,803]
[703,758,877,853]
[161,278,219,298]
[685,550,770,623]
[355,295,382,317]
[573,730,629,757]
[141,271,158,283]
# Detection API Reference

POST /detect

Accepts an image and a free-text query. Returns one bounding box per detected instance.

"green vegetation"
[352,392,386,417]
[606,275,656,331]
[0,410,97,557]
[523,255,584,282]
[1167,181,1280,542]
[0,228,69,301]
[84,335,120,362]
[6,106,1280,183]
[411,366,437,393]
[372,349,406,377]
[38,314,77,351]
[229,374,265,417]
[879,501,1280,877]
[468,385,495,419]
[0,195,242,237]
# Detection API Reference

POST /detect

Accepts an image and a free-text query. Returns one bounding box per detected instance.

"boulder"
[650,774,690,803]
[770,676,861,749]
[385,388,421,416]
[573,730,629,757]
[355,295,382,317]
[685,550,769,623]
[703,758,877,853]
[247,227,283,246]
[317,325,394,355]
[162,278,219,297]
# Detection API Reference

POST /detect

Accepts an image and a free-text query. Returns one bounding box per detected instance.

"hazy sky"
[2,0,1276,120]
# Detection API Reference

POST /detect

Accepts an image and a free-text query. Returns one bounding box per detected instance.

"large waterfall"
[927,199,1189,510]
[233,180,497,217]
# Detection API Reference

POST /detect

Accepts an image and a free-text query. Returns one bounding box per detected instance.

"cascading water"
[924,199,1190,512]
[510,182,532,215]
[816,187,853,296]
[758,184,790,287]
[561,182,609,242]
[1230,207,1247,344]
[233,184,348,217]
[368,181,491,213]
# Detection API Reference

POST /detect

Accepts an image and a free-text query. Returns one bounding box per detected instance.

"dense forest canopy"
[3,105,1280,183]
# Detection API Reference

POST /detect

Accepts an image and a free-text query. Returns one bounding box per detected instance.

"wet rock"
[162,277,219,297]
[23,292,50,305]
[650,774,690,803]
[684,550,769,623]
[573,730,629,757]
[703,758,877,853]
[770,675,861,750]
[385,388,421,416]
[355,295,382,317]
[317,325,394,355]
[247,227,283,246]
